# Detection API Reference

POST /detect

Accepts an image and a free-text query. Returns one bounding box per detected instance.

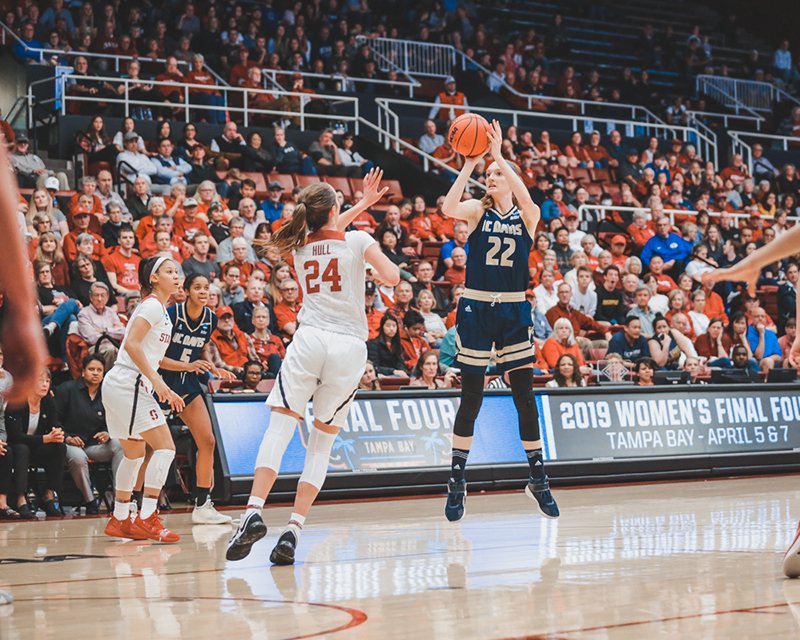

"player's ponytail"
[271,182,338,257]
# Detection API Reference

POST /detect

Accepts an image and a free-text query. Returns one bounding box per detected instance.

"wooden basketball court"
[2,475,800,638]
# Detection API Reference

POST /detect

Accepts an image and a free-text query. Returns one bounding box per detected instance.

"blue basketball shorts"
[454,297,535,374]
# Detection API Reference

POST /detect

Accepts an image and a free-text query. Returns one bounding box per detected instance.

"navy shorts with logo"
[454,297,535,374]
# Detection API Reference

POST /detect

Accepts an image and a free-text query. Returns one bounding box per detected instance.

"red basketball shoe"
[130,512,180,543]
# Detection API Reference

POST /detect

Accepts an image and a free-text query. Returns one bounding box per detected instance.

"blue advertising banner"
[211,387,800,479]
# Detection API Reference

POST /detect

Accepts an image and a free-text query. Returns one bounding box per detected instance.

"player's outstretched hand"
[701,262,760,297]
[361,167,389,207]
[486,119,504,162]
[167,390,185,414]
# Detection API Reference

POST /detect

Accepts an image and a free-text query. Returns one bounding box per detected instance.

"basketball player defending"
[226,169,399,565]
[102,257,186,542]
[703,224,800,578]
[442,120,559,521]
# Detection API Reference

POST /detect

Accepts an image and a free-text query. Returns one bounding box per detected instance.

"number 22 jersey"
[293,229,376,341]
[465,205,533,293]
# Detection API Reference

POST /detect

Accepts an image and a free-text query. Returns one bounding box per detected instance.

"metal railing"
[729,130,800,174]
[260,68,419,98]
[28,73,360,132]
[696,74,800,114]
[1,21,228,84]
[376,97,719,168]
[685,109,764,132]
[361,36,668,126]
[577,204,800,228]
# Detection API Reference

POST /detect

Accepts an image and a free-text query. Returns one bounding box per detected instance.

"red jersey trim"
[306,230,346,243]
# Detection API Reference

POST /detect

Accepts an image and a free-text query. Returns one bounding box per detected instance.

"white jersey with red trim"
[112,296,172,391]
[294,230,376,341]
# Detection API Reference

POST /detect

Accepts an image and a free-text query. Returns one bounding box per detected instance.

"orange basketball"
[448,113,490,158]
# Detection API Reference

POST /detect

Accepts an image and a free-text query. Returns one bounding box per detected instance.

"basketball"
[448,113,490,158]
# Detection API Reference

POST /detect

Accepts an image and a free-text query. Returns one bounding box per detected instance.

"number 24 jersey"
[294,229,375,341]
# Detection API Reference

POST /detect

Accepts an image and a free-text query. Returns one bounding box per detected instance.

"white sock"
[113,500,130,520]
[286,512,305,539]
[140,496,158,520]
[245,496,265,518]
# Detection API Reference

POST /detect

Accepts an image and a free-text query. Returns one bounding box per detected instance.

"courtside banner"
[210,386,800,477]
[542,388,800,460]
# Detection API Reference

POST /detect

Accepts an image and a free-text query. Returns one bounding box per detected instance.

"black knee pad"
[509,368,540,441]
[453,372,485,438]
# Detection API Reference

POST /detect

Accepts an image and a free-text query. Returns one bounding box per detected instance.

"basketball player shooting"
[702,224,800,578]
[441,119,559,522]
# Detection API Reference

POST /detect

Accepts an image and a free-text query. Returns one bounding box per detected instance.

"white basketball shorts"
[102,367,166,440]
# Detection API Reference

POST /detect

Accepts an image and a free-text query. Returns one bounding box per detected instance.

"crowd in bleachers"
[3,0,800,518]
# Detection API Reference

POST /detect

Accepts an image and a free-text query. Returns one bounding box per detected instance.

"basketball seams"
[448,113,489,158]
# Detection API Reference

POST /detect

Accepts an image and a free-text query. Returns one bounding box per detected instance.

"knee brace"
[509,368,540,442]
[143,449,175,491]
[255,412,297,473]
[453,372,486,438]
[116,456,145,494]
[298,427,337,490]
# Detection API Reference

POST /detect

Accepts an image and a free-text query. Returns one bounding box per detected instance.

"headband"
[150,256,172,281]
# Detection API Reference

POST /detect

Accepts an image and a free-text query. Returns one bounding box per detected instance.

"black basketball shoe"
[445,478,467,522]
[525,475,560,519]
[225,511,267,561]
[270,530,297,565]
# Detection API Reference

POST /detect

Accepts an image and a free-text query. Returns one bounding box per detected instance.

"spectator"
[695,317,733,366]
[410,351,457,389]
[416,290,446,346]
[27,186,68,240]
[627,286,658,337]
[534,268,559,315]
[186,53,226,124]
[752,144,780,183]
[748,306,783,372]
[11,134,65,189]
[217,217,256,265]
[249,307,284,377]
[428,76,468,121]
[731,344,761,381]
[125,175,151,221]
[71,255,113,307]
[419,120,444,155]
[552,227,574,274]
[440,222,470,269]
[56,355,122,515]
[526,289,553,341]
[6,368,66,518]
[571,266,597,316]
[541,186,571,222]
[546,282,611,350]
[101,226,140,295]
[241,360,265,391]
[207,306,258,376]
[545,353,586,387]
[359,361,382,391]
[259,181,285,224]
[76,282,125,369]
[649,315,695,369]
[232,279,267,334]
[273,278,301,339]
[36,261,80,341]
[683,356,705,384]
[182,233,217,282]
[270,127,305,174]
[541,317,586,369]
[308,129,353,178]
[150,138,192,186]
[443,247,467,285]
[584,131,610,168]
[595,266,625,324]
[337,133,373,176]
[773,39,795,84]
[116,132,158,185]
[607,316,651,366]
[688,289,711,336]
[412,261,449,314]
[634,357,656,386]
[367,314,408,377]
[400,310,430,371]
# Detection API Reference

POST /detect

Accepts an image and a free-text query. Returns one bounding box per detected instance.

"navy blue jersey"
[163,303,217,366]
[465,206,533,293]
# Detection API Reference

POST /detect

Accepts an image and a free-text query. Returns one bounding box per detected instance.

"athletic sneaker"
[525,475,560,519]
[130,512,181,543]
[783,520,800,578]
[269,530,297,566]
[445,478,467,522]
[225,511,267,561]
[192,497,232,525]
[104,515,147,540]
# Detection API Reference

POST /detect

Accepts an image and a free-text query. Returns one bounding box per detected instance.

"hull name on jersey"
[481,219,523,236]
[312,244,332,256]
